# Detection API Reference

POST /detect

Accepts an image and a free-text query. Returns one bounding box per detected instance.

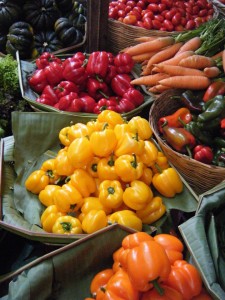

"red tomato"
[163,19,174,31]
[172,12,182,26]
[199,9,208,17]
[146,0,159,3]
[192,5,200,14]
[154,14,164,23]
[152,19,162,29]
[174,1,185,9]
[136,20,147,28]
[181,16,187,26]
[130,9,142,20]
[117,2,126,10]
[185,19,195,30]
[174,24,185,31]
[147,3,159,12]
[108,7,118,19]
[118,9,126,18]
[142,10,154,19]
[165,9,176,20]
[125,6,133,13]
[123,14,137,24]
[126,0,136,8]
[142,17,153,29]
[161,0,173,8]
[137,0,147,8]
[158,3,166,12]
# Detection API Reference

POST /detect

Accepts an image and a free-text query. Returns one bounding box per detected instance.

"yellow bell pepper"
[151,151,170,174]
[114,123,135,140]
[81,209,108,234]
[152,166,183,198]
[39,184,61,207]
[67,123,90,142]
[108,210,142,231]
[139,140,158,167]
[97,154,119,181]
[67,136,94,168]
[81,197,111,215]
[25,169,49,194]
[114,154,144,182]
[55,147,75,176]
[123,180,153,210]
[59,126,71,147]
[41,205,65,233]
[97,110,124,128]
[89,124,117,157]
[92,177,102,197]
[86,119,101,135]
[136,196,166,224]
[86,156,100,178]
[99,180,124,210]
[114,132,144,157]
[40,158,61,184]
[54,183,83,213]
[70,168,96,197]
[128,116,153,140]
[52,215,83,234]
[139,166,153,186]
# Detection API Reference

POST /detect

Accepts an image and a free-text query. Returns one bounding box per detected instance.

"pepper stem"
[151,278,164,296]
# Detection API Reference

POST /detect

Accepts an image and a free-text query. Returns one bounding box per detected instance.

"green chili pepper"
[198,95,225,122]
[185,121,213,145]
[197,117,221,130]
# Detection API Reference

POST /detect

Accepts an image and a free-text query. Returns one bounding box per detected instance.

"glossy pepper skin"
[185,121,213,146]
[197,95,225,122]
[152,166,183,198]
[44,61,64,86]
[28,69,48,93]
[141,284,183,300]
[36,52,62,69]
[86,51,109,79]
[111,74,132,97]
[164,260,202,300]
[97,154,119,180]
[67,122,90,141]
[203,81,225,102]
[37,85,58,106]
[122,87,144,107]
[90,268,114,298]
[93,97,118,114]
[126,240,171,293]
[114,52,134,74]
[115,132,144,157]
[140,140,158,167]
[86,77,110,100]
[54,80,79,99]
[40,205,65,233]
[128,116,153,140]
[70,168,96,198]
[108,210,142,231]
[116,98,136,113]
[57,92,83,112]
[114,154,144,182]
[52,215,83,234]
[99,180,123,210]
[81,209,108,234]
[193,145,214,164]
[158,107,193,133]
[38,184,61,207]
[25,170,49,194]
[62,59,88,86]
[97,109,124,128]
[162,125,196,155]
[54,148,75,176]
[40,158,61,184]
[136,196,166,224]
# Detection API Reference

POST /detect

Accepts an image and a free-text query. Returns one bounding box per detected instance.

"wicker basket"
[211,0,225,15]
[149,89,225,195]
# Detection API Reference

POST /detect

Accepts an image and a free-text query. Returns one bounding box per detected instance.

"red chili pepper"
[203,81,225,102]
[93,97,118,114]
[158,107,193,133]
[62,59,88,86]
[116,98,136,113]
[35,52,62,69]
[86,77,110,100]
[122,87,144,107]
[57,92,79,111]
[28,69,48,93]
[79,92,96,113]
[193,145,213,164]
[111,74,132,97]
[54,81,79,99]
[44,61,64,86]
[114,52,134,74]
[86,51,109,79]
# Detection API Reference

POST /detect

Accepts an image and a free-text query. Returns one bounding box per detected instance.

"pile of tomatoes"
[108,0,214,31]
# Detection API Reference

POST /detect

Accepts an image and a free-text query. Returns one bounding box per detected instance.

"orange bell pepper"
[141,284,183,300]
[90,268,114,298]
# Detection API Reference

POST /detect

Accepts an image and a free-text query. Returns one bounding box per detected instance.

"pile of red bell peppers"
[158,88,225,166]
[28,51,145,114]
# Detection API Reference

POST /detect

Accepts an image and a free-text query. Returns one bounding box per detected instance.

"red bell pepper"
[41,85,58,105]
[54,81,79,99]
[122,88,144,107]
[62,52,87,68]
[105,64,117,84]
[193,145,213,164]
[35,52,62,69]
[28,69,48,93]
[79,92,96,113]
[63,59,88,86]
[107,52,115,65]
[67,97,84,112]
[116,98,136,113]
[86,51,109,79]
[114,52,134,74]
[57,92,80,111]
[111,74,132,97]
[93,97,118,114]
[44,61,64,86]
[86,77,110,100]
[203,81,225,102]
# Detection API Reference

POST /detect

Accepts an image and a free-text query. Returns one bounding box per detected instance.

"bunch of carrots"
[121,30,225,94]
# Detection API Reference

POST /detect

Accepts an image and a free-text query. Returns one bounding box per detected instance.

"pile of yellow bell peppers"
[25,110,184,235]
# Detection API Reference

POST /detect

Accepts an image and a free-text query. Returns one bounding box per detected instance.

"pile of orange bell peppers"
[25,110,184,235]
[85,232,213,300]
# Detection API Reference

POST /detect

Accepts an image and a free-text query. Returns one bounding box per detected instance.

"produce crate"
[149,89,225,195]
[0,111,198,245]
[179,181,225,300]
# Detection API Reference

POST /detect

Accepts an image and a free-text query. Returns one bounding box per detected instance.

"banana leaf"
[0,224,135,299]
[0,111,198,245]
[179,181,225,300]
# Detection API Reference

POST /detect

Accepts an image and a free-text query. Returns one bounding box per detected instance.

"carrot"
[148,84,170,93]
[175,37,202,55]
[211,50,224,59]
[203,66,221,78]
[134,36,158,43]
[130,73,169,86]
[222,50,225,73]
[153,64,206,77]
[131,51,158,63]
[155,50,195,67]
[142,42,183,75]
[121,36,175,56]
[178,55,216,69]
[159,75,211,90]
